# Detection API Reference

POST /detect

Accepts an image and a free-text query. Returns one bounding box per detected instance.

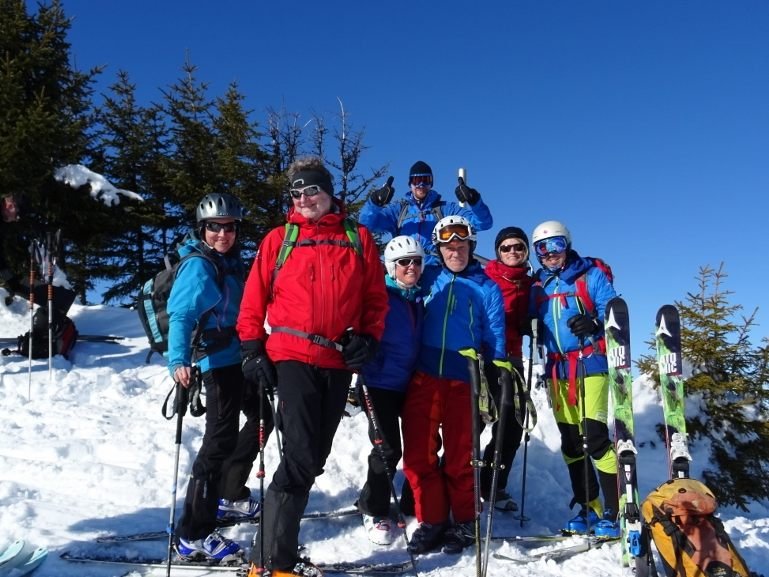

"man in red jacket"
[237,156,388,577]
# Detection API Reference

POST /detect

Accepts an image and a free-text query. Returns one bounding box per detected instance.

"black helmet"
[196,193,246,222]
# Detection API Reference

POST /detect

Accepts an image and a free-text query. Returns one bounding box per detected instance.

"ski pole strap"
[161,381,189,420]
[548,342,600,406]
[270,326,343,352]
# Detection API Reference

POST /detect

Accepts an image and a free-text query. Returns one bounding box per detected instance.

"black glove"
[241,340,277,394]
[455,177,480,205]
[342,333,377,371]
[567,314,600,338]
[370,176,395,207]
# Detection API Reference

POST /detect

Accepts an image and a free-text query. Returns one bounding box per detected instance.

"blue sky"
[59,0,769,357]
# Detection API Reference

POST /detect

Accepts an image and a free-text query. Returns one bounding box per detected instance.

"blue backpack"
[137,240,223,363]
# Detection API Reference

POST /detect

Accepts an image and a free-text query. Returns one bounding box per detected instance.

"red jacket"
[484,259,533,359]
[237,205,388,369]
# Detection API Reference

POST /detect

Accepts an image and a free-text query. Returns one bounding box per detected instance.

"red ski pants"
[401,371,474,525]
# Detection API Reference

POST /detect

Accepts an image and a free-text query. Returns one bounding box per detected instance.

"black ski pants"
[254,361,351,572]
[177,363,274,541]
[357,385,406,517]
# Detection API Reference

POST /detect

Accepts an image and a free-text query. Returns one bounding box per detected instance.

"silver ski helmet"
[384,235,425,279]
[196,193,246,223]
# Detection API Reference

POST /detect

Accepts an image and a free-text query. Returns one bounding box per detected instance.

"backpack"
[395,198,444,231]
[137,242,224,363]
[17,307,78,359]
[535,256,614,316]
[271,218,362,291]
[641,478,755,577]
[574,256,613,316]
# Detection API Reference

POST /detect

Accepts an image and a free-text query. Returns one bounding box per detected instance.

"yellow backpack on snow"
[641,478,756,577]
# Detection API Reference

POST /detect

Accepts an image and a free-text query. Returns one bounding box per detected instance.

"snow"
[53,164,143,207]
[0,289,767,576]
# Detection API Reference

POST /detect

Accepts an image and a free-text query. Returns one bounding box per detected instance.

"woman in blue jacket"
[357,235,424,546]
[529,220,619,539]
[168,193,272,563]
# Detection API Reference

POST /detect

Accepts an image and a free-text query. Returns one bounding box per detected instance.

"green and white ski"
[655,304,691,479]
[605,297,645,569]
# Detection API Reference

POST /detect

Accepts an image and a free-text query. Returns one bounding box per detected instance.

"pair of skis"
[60,551,410,575]
[604,298,688,574]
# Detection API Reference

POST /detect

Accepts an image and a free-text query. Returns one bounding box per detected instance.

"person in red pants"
[401,216,508,555]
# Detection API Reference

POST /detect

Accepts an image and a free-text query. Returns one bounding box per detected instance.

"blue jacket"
[361,275,423,392]
[359,189,493,266]
[167,237,245,375]
[530,251,616,378]
[417,261,506,382]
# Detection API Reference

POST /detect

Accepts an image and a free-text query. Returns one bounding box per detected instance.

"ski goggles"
[409,174,433,189]
[436,223,473,243]
[499,242,527,254]
[289,184,324,199]
[396,257,423,268]
[534,236,568,256]
[205,221,238,233]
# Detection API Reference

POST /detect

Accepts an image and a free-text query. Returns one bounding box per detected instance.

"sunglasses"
[205,221,238,233]
[289,185,324,199]
[499,243,527,254]
[409,175,433,189]
[396,257,423,268]
[436,223,472,243]
[534,236,568,256]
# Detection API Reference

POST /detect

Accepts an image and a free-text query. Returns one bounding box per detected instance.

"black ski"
[96,507,361,544]
[61,551,411,575]
[77,334,125,342]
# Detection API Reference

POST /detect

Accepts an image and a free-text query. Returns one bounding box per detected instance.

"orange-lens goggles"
[437,223,471,242]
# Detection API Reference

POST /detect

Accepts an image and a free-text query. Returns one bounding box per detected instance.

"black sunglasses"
[499,243,526,254]
[205,221,238,233]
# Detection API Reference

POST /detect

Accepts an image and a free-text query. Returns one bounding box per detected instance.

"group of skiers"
[165,157,620,577]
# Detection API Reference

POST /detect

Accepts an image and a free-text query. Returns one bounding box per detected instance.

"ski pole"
[519,320,537,527]
[358,375,419,576]
[46,231,54,384]
[459,348,483,577]
[578,336,592,541]
[166,380,188,577]
[481,362,513,577]
[27,240,38,401]
[257,376,267,572]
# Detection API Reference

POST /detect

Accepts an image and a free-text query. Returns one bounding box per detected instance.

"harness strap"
[396,199,444,230]
[271,326,343,352]
[547,342,603,406]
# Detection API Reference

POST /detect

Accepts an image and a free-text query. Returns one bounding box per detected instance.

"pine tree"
[638,264,769,509]
[0,0,98,294]
[90,71,168,304]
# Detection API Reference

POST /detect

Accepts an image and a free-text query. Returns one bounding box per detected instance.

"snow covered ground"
[0,291,767,576]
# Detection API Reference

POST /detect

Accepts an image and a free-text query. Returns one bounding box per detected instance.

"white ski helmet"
[432,215,476,246]
[196,193,246,222]
[531,220,571,246]
[384,235,425,278]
